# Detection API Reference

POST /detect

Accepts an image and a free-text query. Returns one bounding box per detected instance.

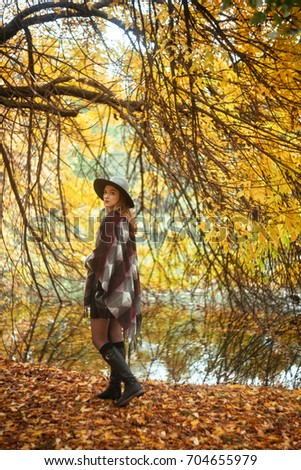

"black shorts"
[90,283,114,320]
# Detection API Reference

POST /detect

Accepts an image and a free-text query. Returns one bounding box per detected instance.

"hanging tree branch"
[0,79,144,116]
[0,1,137,43]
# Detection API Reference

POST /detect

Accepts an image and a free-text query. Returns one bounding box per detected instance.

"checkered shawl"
[84,211,141,340]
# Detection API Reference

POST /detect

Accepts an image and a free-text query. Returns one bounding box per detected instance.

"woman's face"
[103,185,120,210]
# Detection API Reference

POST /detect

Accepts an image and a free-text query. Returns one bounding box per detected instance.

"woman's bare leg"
[90,317,123,350]
[90,318,110,350]
[108,318,123,344]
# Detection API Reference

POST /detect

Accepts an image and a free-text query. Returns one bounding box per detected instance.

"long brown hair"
[114,192,137,233]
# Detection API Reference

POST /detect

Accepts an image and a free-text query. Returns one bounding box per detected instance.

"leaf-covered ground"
[1,358,300,450]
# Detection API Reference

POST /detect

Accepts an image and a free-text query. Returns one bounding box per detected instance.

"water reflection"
[1,293,300,389]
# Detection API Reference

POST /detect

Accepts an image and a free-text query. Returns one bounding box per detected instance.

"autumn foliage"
[1,1,301,392]
[1,359,300,450]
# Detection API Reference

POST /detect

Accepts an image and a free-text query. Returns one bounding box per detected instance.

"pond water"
[135,287,301,389]
[2,287,300,389]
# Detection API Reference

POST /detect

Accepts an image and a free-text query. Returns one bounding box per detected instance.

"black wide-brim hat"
[93,176,135,208]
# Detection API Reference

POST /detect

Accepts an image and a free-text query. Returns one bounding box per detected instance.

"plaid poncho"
[84,211,141,340]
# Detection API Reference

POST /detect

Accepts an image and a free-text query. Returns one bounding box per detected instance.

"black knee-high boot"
[96,341,125,400]
[99,343,144,407]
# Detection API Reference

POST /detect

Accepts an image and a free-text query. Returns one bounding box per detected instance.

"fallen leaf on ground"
[1,359,300,450]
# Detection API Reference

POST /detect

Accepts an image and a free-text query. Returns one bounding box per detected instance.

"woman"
[84,176,144,407]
